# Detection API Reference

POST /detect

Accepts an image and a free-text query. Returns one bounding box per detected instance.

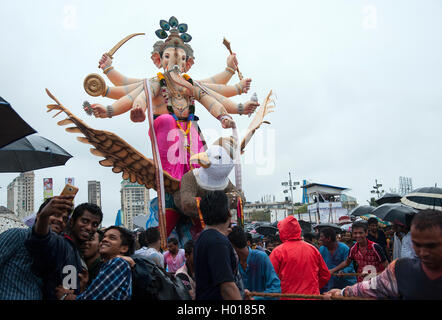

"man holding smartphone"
[25,196,103,300]
[0,197,71,300]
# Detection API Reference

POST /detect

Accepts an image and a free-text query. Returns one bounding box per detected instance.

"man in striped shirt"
[325,210,442,299]
[0,196,73,300]
[56,226,134,300]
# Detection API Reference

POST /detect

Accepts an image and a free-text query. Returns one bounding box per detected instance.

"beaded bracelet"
[225,67,235,74]
[237,103,244,115]
[106,105,114,118]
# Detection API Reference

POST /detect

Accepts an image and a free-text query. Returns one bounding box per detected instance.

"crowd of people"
[0,191,441,300]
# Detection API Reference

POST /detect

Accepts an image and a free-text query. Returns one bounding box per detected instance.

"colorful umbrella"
[360,213,391,227]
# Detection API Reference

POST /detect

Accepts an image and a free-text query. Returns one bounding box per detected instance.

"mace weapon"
[223,37,243,80]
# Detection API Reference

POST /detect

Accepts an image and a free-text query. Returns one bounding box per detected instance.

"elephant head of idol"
[151,16,195,96]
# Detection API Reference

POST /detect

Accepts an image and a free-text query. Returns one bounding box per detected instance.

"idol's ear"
[185,57,194,72]
[151,52,162,69]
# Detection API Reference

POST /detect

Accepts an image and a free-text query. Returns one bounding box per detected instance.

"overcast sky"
[1,0,441,227]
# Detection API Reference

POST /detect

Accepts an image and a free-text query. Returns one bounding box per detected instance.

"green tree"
[249,210,270,222]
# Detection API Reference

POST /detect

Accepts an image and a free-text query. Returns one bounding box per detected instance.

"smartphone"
[60,183,79,198]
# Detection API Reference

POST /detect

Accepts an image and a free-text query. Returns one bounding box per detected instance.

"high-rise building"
[7,171,35,219]
[399,176,413,196]
[120,180,150,230]
[88,180,101,208]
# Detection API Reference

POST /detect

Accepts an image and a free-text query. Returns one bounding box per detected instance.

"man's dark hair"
[104,226,135,256]
[352,221,368,232]
[303,232,316,241]
[183,240,194,255]
[228,226,247,249]
[199,190,230,226]
[97,229,104,242]
[145,227,161,246]
[411,209,442,231]
[71,203,103,223]
[246,232,252,243]
[138,231,147,248]
[367,217,379,226]
[167,237,178,245]
[320,228,336,242]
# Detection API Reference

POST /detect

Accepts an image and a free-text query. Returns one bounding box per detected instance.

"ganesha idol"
[85,16,260,181]
[44,16,275,246]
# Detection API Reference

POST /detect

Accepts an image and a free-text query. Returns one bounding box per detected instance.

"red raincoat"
[270,216,331,298]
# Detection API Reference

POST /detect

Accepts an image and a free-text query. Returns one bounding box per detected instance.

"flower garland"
[157,72,195,121]
[157,72,196,155]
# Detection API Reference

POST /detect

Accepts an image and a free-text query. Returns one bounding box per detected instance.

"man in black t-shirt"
[367,217,390,261]
[194,191,242,300]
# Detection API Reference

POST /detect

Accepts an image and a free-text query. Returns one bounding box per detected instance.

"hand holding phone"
[60,183,79,198]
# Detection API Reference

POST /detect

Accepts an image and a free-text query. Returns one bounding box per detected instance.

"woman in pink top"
[163,238,185,273]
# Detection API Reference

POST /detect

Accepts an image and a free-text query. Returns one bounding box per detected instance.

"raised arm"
[34,196,74,237]
[194,86,235,129]
[99,54,143,86]
[86,78,161,122]
[198,54,239,85]
[201,78,251,97]
[195,83,259,115]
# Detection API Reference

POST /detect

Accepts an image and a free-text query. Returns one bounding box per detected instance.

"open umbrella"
[0,97,36,148]
[375,193,402,206]
[0,134,72,172]
[371,203,418,226]
[401,187,442,211]
[255,225,278,237]
[349,205,375,217]
[313,223,342,234]
[360,213,391,227]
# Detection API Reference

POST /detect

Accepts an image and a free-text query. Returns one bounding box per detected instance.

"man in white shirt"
[135,227,164,268]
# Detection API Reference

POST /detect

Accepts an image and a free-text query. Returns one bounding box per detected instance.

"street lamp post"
[370,179,385,199]
[281,173,300,220]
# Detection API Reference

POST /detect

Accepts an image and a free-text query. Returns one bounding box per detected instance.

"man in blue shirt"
[228,226,281,300]
[25,201,103,299]
[0,196,72,300]
[319,227,357,292]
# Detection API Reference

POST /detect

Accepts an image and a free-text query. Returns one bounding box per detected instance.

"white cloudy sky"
[1,0,441,227]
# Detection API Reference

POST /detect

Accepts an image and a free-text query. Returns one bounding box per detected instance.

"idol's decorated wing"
[45,89,180,194]
[240,90,276,153]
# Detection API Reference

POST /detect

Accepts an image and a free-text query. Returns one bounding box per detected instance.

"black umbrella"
[375,193,402,206]
[349,205,375,217]
[0,134,72,172]
[313,223,342,234]
[0,97,36,148]
[371,203,418,226]
[401,187,442,211]
[255,225,278,237]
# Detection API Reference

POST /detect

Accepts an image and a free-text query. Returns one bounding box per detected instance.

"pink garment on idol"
[163,249,186,273]
[151,114,204,180]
